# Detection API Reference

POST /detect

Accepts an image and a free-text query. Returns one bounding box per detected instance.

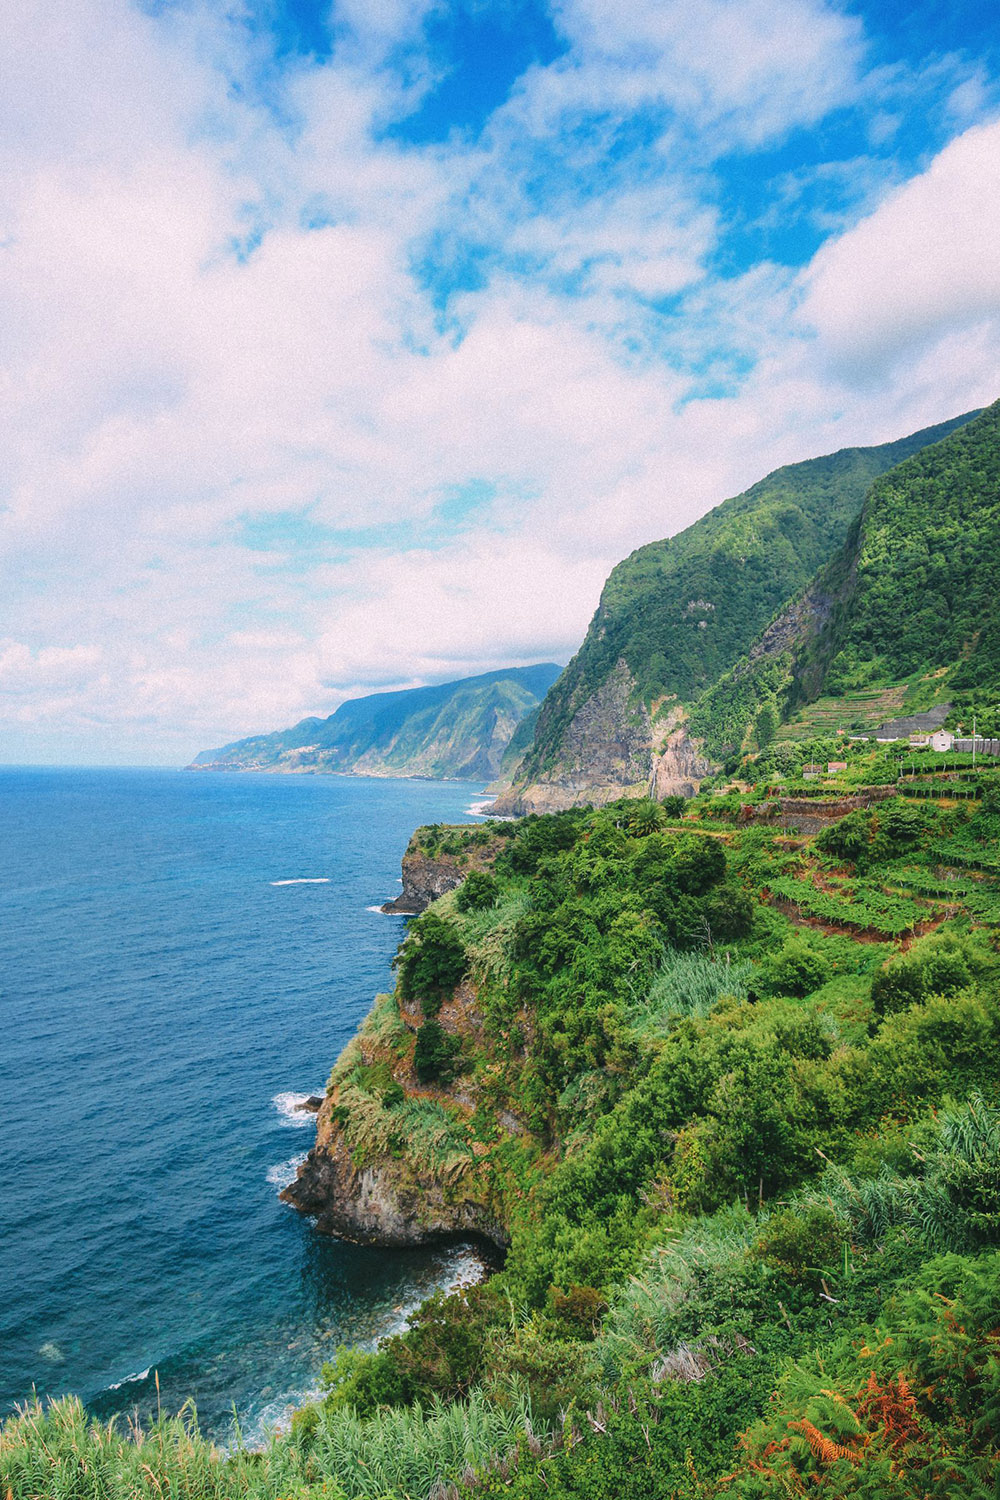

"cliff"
[498,411,978,812]
[689,398,1000,756]
[491,662,712,814]
[281,981,512,1250]
[380,825,507,913]
[190,663,561,780]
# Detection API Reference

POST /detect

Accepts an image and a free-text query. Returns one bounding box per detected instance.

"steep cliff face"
[380,849,467,915]
[492,664,715,814]
[492,661,653,813]
[380,828,506,913]
[282,1104,508,1248]
[281,979,514,1251]
[500,411,977,811]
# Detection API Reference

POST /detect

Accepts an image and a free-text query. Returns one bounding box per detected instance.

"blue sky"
[1,0,999,762]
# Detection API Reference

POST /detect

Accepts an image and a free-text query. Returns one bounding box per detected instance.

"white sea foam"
[465,799,494,816]
[267,1153,308,1190]
[272,1091,324,1127]
[108,1366,151,1391]
[270,877,330,886]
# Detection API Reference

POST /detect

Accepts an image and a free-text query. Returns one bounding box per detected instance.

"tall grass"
[597,1204,759,1380]
[335,1083,474,1181]
[1,1386,547,1500]
[447,886,534,988]
[0,1395,305,1499]
[308,1384,545,1498]
[805,1093,1000,1251]
[630,950,754,1034]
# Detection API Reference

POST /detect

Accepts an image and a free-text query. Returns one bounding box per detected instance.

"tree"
[396,913,467,1015]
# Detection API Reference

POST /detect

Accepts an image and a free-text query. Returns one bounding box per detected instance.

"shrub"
[396,912,468,1015]
[456,870,500,913]
[413,1018,462,1084]
[765,937,830,996]
[871,931,978,1017]
[752,1203,848,1283]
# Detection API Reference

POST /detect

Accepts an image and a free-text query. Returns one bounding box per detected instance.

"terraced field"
[776,684,908,740]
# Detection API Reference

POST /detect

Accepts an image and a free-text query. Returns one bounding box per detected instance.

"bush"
[752,1203,848,1283]
[871,931,978,1017]
[456,870,500,913]
[413,1018,462,1084]
[396,912,468,1015]
[765,937,830,996]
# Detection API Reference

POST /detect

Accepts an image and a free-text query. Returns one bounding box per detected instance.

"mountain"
[690,398,1000,756]
[190,663,563,780]
[492,409,979,813]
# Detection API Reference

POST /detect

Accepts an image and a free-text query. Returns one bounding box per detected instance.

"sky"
[2,0,1000,765]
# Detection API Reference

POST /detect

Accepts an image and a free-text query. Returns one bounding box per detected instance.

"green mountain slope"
[495,410,978,812]
[692,398,1000,756]
[190,664,562,780]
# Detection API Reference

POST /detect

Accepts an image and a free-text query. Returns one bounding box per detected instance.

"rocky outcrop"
[281,1109,508,1250]
[281,975,514,1251]
[381,850,467,914]
[380,830,504,914]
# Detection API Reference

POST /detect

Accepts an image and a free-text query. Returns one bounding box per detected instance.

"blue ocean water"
[0,767,491,1439]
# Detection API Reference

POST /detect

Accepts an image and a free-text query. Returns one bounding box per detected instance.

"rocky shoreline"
[283,828,513,1252]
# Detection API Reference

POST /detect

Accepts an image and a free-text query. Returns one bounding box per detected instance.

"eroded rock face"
[650,705,715,799]
[281,1112,509,1249]
[493,661,659,814]
[381,850,467,914]
[494,663,717,813]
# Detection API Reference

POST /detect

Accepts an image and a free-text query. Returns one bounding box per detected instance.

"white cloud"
[802,117,1000,380]
[0,0,998,764]
[546,0,864,145]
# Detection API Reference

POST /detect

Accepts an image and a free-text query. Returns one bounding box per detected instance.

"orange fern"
[854,1372,924,1451]
[789,1418,860,1465]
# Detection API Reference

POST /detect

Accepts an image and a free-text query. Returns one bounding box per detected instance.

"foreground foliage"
[6,760,1000,1499]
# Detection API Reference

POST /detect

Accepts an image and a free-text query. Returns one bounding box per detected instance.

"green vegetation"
[191,663,562,779]
[691,400,1000,758]
[515,412,974,781]
[11,754,1000,1499]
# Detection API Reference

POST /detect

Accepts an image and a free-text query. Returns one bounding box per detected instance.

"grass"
[0,1386,547,1500]
[629,950,756,1033]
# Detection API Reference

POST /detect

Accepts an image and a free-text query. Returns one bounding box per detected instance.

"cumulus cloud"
[802,117,1000,380]
[0,0,998,763]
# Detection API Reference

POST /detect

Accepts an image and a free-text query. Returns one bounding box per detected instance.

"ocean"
[0,766,490,1440]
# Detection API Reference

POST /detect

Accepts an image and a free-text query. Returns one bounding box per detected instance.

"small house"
[827,761,847,774]
[802,764,821,779]
[909,733,930,747]
[930,730,955,752]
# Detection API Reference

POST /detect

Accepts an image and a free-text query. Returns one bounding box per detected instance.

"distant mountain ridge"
[493,408,981,813]
[190,664,562,780]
